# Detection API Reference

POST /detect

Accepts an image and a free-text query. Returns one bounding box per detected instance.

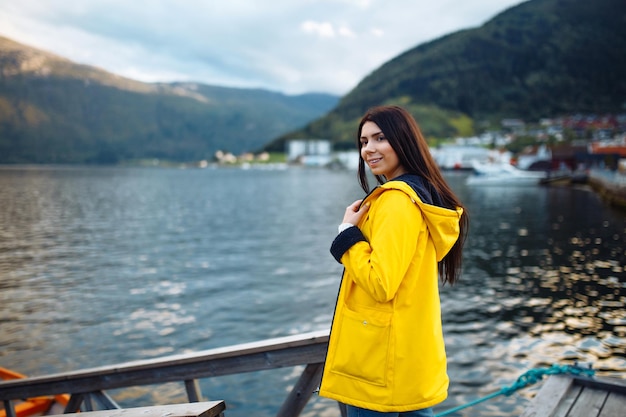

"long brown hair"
[356,105,468,285]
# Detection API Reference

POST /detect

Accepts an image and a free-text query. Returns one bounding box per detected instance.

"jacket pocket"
[331,306,392,386]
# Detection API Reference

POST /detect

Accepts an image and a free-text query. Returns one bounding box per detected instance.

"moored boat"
[466,160,547,185]
[0,368,68,417]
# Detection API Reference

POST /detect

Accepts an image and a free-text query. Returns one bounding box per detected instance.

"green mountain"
[266,0,626,151]
[0,36,338,164]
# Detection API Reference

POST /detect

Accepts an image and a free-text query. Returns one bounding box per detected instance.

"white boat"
[466,160,547,185]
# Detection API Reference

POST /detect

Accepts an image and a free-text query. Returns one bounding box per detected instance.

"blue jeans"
[345,405,435,417]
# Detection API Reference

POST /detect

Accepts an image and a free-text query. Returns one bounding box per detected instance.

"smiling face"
[360,121,406,180]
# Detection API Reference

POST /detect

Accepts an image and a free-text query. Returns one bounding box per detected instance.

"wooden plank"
[600,391,626,417]
[573,375,626,395]
[0,330,329,401]
[551,384,582,417]
[47,401,225,417]
[566,386,607,417]
[520,375,574,417]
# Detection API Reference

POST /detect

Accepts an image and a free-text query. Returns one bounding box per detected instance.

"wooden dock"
[520,373,626,417]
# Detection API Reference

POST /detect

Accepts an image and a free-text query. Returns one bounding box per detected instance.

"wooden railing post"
[184,379,202,402]
[338,402,347,417]
[275,362,324,417]
[64,393,85,413]
[3,400,16,417]
[90,391,121,409]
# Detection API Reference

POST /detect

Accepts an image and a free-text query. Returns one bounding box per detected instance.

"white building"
[286,139,332,166]
[431,145,492,169]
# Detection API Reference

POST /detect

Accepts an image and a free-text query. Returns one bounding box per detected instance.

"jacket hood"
[366,176,462,261]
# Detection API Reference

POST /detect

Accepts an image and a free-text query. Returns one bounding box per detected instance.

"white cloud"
[301,21,336,38]
[338,26,356,38]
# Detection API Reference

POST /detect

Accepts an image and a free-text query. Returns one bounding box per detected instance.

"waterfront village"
[209,113,626,171]
[206,113,626,209]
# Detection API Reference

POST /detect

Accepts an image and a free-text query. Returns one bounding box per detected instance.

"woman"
[319,105,468,417]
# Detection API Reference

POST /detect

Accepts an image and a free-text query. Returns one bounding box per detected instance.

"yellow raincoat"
[319,177,463,412]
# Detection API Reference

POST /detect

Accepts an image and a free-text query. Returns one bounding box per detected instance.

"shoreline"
[587,169,626,210]
[542,168,626,211]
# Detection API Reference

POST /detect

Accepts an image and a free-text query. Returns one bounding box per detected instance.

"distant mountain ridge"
[0,36,338,164]
[266,0,626,151]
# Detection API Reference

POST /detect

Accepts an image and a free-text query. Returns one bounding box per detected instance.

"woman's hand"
[342,199,370,226]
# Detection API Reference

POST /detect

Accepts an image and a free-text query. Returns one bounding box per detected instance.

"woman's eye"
[377,136,385,141]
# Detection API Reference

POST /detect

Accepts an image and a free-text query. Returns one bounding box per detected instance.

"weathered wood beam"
[3,399,16,417]
[567,386,608,416]
[573,375,626,395]
[338,402,347,417]
[520,375,573,417]
[276,362,323,417]
[0,330,329,401]
[64,394,86,414]
[48,401,226,417]
[185,379,202,402]
[602,391,626,417]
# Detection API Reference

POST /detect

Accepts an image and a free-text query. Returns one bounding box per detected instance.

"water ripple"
[0,167,624,417]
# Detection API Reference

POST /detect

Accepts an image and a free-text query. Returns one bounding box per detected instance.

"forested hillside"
[0,36,338,164]
[266,0,626,151]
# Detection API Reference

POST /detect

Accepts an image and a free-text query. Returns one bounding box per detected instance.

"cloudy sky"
[0,0,524,95]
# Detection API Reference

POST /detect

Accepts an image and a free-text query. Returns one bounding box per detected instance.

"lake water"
[0,165,624,417]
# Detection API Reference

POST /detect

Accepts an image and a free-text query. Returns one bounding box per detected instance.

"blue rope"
[435,363,595,417]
